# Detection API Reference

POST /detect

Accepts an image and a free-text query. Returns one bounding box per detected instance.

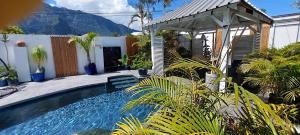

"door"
[103,47,121,72]
[51,36,78,77]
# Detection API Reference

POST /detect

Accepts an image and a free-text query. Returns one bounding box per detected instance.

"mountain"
[19,4,136,36]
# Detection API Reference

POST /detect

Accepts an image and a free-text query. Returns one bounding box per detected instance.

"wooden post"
[260,23,271,52]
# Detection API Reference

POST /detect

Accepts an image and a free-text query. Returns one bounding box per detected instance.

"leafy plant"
[0,26,24,34]
[133,35,150,48]
[5,68,18,81]
[69,32,97,65]
[113,58,296,135]
[0,66,7,80]
[118,54,129,67]
[239,43,300,103]
[131,57,152,69]
[0,26,24,66]
[31,46,47,73]
[131,35,152,69]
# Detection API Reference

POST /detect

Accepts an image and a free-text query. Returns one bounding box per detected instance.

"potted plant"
[0,67,7,87]
[0,77,7,87]
[31,46,47,82]
[69,32,97,75]
[132,57,152,76]
[118,54,130,70]
[7,68,18,86]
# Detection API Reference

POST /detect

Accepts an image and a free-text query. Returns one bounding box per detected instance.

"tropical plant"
[1,34,10,66]
[131,35,152,69]
[131,57,152,69]
[6,68,18,81]
[128,2,148,32]
[0,26,24,66]
[113,58,296,135]
[118,54,129,67]
[0,26,24,34]
[31,46,47,73]
[239,43,300,103]
[133,35,150,48]
[69,32,97,65]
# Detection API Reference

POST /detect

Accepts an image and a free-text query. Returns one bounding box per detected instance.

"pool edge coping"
[0,82,107,110]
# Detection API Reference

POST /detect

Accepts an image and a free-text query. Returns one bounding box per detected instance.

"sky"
[45,0,299,30]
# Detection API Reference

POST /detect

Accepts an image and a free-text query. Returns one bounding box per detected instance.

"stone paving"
[0,70,141,109]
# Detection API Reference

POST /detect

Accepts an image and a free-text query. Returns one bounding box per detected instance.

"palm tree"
[129,2,148,32]
[69,32,97,65]
[31,46,47,73]
[113,58,295,135]
[69,32,98,75]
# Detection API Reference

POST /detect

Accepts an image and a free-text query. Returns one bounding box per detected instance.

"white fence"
[0,34,126,82]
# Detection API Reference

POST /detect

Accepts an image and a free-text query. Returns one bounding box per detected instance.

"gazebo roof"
[146,0,273,31]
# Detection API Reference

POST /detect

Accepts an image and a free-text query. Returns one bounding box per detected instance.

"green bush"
[239,43,300,103]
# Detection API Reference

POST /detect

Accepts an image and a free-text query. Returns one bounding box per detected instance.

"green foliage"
[69,32,97,64]
[113,58,296,135]
[112,115,151,135]
[270,104,299,122]
[0,66,7,80]
[118,54,129,67]
[239,43,300,103]
[133,35,150,48]
[131,35,152,69]
[0,26,24,34]
[31,46,47,73]
[6,68,18,81]
[131,57,152,69]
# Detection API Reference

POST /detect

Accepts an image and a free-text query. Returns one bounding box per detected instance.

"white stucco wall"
[0,34,127,82]
[76,36,126,74]
[269,14,300,48]
[0,34,56,80]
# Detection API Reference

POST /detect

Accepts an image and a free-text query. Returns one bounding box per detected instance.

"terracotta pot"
[16,40,26,47]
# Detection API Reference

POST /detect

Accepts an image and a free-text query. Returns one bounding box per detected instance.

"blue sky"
[46,0,299,17]
[45,0,299,29]
[147,0,299,18]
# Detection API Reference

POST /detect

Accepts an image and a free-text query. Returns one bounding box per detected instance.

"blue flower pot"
[84,63,97,75]
[31,73,45,82]
[0,80,8,87]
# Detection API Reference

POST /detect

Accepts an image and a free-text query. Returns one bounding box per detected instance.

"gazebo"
[146,0,273,90]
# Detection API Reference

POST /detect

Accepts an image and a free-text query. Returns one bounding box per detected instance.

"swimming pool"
[0,77,151,135]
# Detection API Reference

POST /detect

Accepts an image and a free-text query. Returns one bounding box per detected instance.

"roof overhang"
[146,0,273,32]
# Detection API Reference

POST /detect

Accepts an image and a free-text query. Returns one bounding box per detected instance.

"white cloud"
[53,0,142,30]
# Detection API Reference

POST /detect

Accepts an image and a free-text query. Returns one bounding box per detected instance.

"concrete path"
[0,70,142,109]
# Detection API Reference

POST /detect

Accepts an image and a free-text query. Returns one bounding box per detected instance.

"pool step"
[107,75,138,92]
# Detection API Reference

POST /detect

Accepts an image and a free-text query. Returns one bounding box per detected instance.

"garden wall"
[0,34,127,82]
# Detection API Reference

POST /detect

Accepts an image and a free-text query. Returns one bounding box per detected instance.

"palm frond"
[112,115,152,135]
[232,83,294,134]
[123,76,193,112]
[146,108,225,135]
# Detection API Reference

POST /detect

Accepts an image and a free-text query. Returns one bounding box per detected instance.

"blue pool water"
[0,89,151,135]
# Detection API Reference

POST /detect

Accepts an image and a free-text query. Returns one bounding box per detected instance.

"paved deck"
[0,70,142,109]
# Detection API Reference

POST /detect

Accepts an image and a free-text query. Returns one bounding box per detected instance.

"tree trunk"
[86,52,92,64]
[4,43,9,66]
